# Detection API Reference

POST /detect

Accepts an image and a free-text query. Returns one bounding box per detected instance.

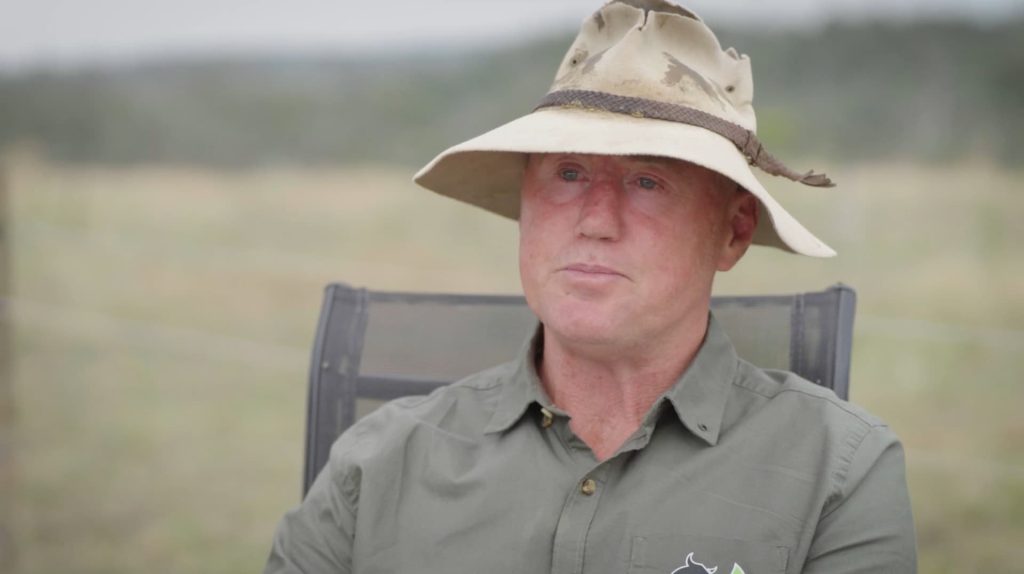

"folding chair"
[302,283,856,495]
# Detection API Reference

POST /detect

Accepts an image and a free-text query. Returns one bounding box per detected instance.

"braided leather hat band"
[535,89,834,188]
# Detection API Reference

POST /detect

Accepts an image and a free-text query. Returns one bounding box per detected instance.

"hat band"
[534,89,834,188]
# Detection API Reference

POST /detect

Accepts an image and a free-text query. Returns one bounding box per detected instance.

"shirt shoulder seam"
[820,423,879,521]
[772,387,886,428]
[731,361,886,429]
[378,365,510,412]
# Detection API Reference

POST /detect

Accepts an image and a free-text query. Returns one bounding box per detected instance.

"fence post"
[0,160,15,573]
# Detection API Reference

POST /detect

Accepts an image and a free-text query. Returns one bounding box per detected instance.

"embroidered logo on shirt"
[671,552,746,574]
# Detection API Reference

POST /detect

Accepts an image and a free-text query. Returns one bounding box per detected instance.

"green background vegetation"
[1,15,1023,574]
[1,18,1023,167]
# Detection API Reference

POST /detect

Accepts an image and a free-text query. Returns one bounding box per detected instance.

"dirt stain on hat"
[613,0,698,20]
[661,52,730,111]
[568,48,589,68]
[581,48,609,74]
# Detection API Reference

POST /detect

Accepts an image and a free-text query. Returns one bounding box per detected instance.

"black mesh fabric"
[302,283,855,494]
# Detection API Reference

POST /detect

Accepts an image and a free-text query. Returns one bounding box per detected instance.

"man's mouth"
[561,263,626,278]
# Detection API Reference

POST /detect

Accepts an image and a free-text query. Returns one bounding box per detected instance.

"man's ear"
[717,190,758,272]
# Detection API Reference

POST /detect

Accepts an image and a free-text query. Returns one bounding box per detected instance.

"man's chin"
[540,302,626,349]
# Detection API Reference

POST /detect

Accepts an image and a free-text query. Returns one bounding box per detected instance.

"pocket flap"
[630,534,789,574]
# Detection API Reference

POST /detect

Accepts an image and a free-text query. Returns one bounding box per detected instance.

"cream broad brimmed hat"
[414,0,836,257]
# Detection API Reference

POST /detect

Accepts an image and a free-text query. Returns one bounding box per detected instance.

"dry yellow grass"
[3,153,1022,573]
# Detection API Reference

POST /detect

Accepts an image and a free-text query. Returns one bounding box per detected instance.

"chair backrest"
[303,283,856,494]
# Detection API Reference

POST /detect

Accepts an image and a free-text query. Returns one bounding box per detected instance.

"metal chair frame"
[302,283,856,494]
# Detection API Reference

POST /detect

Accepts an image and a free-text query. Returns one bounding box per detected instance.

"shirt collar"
[484,314,739,446]
[663,313,738,446]
[484,325,551,434]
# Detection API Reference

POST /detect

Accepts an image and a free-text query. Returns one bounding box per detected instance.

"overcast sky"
[3,0,1021,70]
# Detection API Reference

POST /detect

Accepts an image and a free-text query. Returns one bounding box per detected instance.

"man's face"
[518,153,755,351]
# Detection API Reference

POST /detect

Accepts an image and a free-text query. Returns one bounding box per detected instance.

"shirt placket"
[544,407,656,574]
[550,448,612,574]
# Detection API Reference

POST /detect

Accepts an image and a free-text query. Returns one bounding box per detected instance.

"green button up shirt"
[266,316,916,574]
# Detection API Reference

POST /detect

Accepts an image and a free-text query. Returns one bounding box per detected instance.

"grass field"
[3,152,1023,573]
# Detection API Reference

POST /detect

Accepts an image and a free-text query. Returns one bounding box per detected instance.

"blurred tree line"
[0,17,1021,167]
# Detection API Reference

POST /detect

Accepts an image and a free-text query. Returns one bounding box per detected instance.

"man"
[266,1,916,572]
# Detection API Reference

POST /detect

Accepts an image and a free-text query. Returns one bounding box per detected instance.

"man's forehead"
[530,152,692,168]
[627,154,683,166]
[525,152,740,196]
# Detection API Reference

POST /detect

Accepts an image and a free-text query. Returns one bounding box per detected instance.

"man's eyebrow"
[538,153,686,170]
[629,155,699,172]
[630,154,670,163]
[626,154,682,167]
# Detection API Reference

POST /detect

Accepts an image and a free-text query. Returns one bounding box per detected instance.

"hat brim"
[414,107,835,258]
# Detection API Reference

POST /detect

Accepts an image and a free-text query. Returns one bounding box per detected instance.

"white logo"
[670,551,747,574]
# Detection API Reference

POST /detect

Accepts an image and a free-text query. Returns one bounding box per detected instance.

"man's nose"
[574,178,623,241]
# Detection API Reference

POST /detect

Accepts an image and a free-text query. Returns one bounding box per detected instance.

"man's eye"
[636,176,659,190]
[559,168,581,182]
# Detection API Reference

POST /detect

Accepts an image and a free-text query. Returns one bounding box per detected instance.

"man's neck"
[537,317,708,461]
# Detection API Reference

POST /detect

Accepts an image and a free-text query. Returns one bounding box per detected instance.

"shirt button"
[540,408,554,428]
[580,478,597,496]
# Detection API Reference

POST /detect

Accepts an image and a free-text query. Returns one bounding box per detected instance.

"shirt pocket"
[629,533,789,574]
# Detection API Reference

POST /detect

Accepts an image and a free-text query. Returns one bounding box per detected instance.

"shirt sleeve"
[803,425,917,574]
[263,441,361,574]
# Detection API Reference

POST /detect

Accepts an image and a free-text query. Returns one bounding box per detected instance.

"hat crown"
[550,1,756,131]
[413,0,837,258]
